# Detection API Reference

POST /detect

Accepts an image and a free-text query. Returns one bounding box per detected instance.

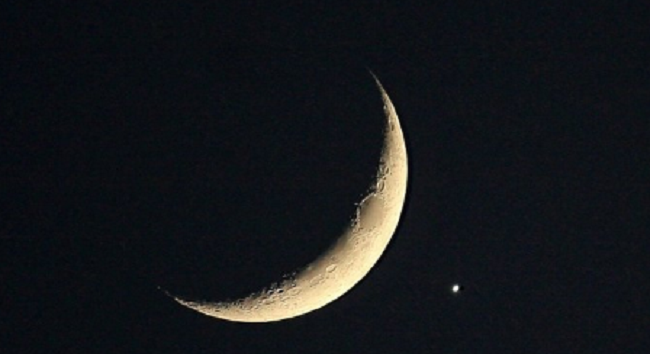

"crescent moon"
[168,73,408,322]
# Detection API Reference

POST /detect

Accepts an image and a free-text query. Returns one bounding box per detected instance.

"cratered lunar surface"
[168,73,408,322]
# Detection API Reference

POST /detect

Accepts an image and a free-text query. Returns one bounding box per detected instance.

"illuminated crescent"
[168,73,408,322]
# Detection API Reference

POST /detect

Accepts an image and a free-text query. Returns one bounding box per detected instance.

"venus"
[167,73,408,322]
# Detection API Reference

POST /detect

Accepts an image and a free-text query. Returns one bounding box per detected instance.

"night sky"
[2,2,648,353]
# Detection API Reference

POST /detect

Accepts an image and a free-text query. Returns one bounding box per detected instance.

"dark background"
[2,2,648,353]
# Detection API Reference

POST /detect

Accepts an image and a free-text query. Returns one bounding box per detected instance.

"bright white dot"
[452,284,460,293]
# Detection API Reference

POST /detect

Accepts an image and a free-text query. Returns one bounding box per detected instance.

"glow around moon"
[168,74,408,322]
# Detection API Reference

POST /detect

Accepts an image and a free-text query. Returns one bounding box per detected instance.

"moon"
[168,73,408,322]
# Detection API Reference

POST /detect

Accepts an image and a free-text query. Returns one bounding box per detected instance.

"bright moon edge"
[166,74,408,323]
